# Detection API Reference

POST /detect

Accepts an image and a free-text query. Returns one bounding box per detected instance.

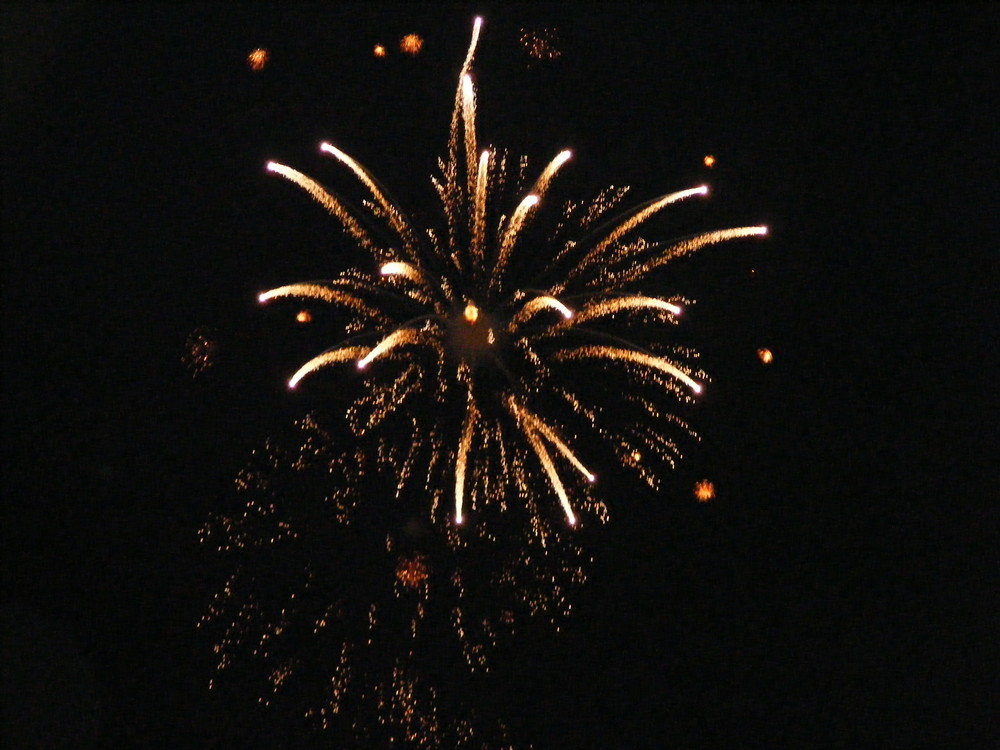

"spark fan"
[259,18,766,535]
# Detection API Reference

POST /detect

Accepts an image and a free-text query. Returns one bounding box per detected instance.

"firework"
[247,48,269,71]
[519,28,562,64]
[400,34,424,56]
[259,17,766,532]
[694,479,715,502]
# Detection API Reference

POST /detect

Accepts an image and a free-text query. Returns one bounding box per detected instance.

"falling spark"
[373,44,387,58]
[757,347,773,364]
[703,154,716,168]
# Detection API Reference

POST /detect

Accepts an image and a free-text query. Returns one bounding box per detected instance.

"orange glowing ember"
[703,155,716,168]
[247,48,269,71]
[757,347,773,364]
[296,310,312,324]
[373,44,387,58]
[399,34,424,56]
[694,480,715,502]
[395,555,429,589]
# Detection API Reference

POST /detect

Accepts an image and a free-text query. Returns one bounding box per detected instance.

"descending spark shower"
[203,17,766,743]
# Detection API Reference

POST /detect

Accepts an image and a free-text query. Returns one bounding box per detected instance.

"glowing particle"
[703,154,716,168]
[463,304,479,324]
[247,48,269,71]
[183,326,218,377]
[373,44,387,58]
[296,310,312,324]
[519,28,562,63]
[399,34,424,56]
[757,347,773,364]
[694,479,715,502]
[395,555,430,589]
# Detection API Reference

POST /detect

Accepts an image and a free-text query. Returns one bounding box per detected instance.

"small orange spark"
[399,34,424,56]
[757,347,773,364]
[296,310,312,324]
[395,555,429,589]
[703,154,716,168]
[373,44,387,58]
[520,28,562,63]
[247,48,269,71]
[694,479,715,502]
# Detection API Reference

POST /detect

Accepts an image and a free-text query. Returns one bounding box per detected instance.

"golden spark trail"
[529,149,572,201]
[471,149,490,262]
[454,392,477,524]
[510,295,574,326]
[619,226,769,285]
[517,414,577,525]
[493,194,539,289]
[259,284,388,325]
[556,345,703,394]
[511,399,596,484]
[563,185,709,287]
[265,162,380,258]
[461,75,479,199]
[380,262,423,284]
[357,329,427,370]
[288,346,371,389]
[573,295,682,323]
[319,143,415,249]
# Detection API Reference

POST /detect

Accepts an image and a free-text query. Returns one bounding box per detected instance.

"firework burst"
[259,17,765,536]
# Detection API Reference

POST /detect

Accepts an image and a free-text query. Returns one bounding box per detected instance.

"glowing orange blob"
[757,347,773,364]
[399,34,424,56]
[694,480,715,502]
[463,303,479,324]
[247,48,269,71]
[373,44,387,58]
[395,555,429,589]
[296,310,312,324]
[703,155,716,168]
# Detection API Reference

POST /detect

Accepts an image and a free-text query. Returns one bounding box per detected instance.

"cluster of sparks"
[259,16,766,532]
[519,28,562,63]
[205,17,766,745]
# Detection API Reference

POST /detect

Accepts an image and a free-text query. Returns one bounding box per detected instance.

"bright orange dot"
[296,310,312,324]
[703,154,716,168]
[247,48,269,71]
[463,304,479,324]
[373,44,386,58]
[757,347,773,364]
[399,34,424,56]
[694,480,715,502]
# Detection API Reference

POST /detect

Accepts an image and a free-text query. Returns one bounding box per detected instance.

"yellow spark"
[380,261,422,283]
[373,44,387,58]
[618,225,769,285]
[511,295,574,326]
[454,392,477,524]
[556,345,702,394]
[564,186,709,286]
[357,329,425,370]
[463,304,479,324]
[288,346,370,389]
[512,399,595,485]
[757,347,773,364]
[296,310,311,323]
[703,154,716,168]
[265,162,381,258]
[574,295,682,323]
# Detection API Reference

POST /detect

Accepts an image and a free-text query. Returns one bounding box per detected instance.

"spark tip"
[257,292,268,303]
[265,161,279,172]
[455,514,464,526]
[692,383,703,395]
[697,184,710,195]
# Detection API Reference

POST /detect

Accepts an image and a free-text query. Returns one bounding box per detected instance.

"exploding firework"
[259,17,766,534]
[400,34,424,56]
[247,48,270,71]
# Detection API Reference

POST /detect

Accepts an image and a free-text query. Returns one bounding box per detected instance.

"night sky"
[3,4,996,748]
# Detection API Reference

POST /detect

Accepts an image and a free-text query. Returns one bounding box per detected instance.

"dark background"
[3,4,996,748]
